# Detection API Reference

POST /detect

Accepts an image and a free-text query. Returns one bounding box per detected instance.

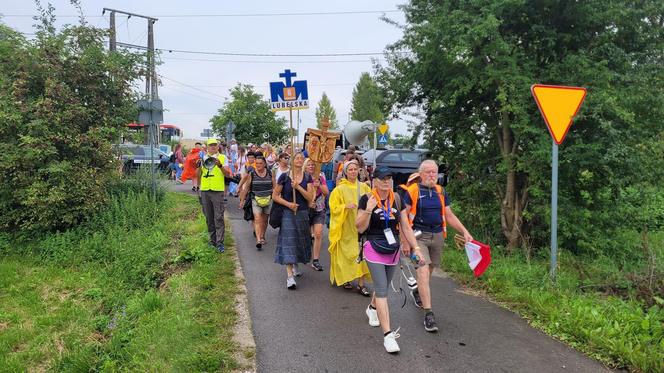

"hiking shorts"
[416,231,445,268]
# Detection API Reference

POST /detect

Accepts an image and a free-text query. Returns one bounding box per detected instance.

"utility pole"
[105,8,162,201]
[109,10,116,51]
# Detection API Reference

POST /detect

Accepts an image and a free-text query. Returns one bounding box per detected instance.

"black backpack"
[169,153,176,163]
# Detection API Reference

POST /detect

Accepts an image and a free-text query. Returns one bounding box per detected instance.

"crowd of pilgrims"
[172,139,474,354]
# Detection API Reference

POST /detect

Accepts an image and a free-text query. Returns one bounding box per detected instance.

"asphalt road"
[173,183,608,372]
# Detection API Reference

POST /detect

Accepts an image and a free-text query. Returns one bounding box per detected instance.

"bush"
[0,16,142,234]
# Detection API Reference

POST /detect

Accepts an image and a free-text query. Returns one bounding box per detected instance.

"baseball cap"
[373,166,393,179]
[207,138,219,145]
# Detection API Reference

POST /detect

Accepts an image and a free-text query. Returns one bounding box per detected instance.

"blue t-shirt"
[402,184,451,233]
[278,173,313,211]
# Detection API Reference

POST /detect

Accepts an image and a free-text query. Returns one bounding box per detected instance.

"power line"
[157,48,386,57]
[1,9,400,18]
[160,86,222,103]
[159,74,226,98]
[159,56,380,64]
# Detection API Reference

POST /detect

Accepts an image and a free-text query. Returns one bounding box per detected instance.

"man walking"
[200,138,232,253]
[402,160,473,332]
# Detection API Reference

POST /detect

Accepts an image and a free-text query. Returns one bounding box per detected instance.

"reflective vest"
[406,183,447,238]
[200,154,226,192]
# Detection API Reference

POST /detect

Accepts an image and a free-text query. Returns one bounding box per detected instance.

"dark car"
[117,144,171,175]
[373,149,434,187]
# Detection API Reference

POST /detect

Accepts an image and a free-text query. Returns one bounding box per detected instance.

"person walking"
[272,152,290,185]
[328,160,372,295]
[199,139,232,253]
[356,166,423,353]
[240,155,273,250]
[173,143,185,183]
[304,158,329,271]
[402,159,473,332]
[180,144,202,191]
[272,152,314,289]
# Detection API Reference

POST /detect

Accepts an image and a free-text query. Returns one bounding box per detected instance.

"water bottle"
[410,253,424,267]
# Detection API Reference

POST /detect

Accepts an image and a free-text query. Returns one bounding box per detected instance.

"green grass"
[441,242,664,373]
[0,191,240,372]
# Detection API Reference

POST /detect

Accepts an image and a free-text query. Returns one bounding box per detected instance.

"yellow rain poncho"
[328,178,372,286]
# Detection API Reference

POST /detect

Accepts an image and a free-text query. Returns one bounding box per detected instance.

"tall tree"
[314,92,339,129]
[350,72,384,123]
[210,84,288,145]
[377,0,664,253]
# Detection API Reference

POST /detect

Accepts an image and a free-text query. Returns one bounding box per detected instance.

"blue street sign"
[378,134,388,144]
[269,69,309,111]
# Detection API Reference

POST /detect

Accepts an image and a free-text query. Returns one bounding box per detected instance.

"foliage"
[0,190,240,371]
[377,1,664,255]
[314,92,339,129]
[210,83,288,145]
[0,13,142,234]
[350,72,385,124]
[442,246,664,373]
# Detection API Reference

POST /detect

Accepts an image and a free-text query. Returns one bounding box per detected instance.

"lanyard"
[372,189,394,229]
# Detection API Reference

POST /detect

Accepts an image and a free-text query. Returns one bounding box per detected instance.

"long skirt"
[275,209,312,265]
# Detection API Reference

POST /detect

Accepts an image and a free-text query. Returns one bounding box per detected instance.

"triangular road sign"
[531,84,587,144]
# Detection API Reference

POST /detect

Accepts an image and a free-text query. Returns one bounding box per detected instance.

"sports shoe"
[424,311,439,332]
[311,260,323,271]
[383,329,401,353]
[293,264,302,277]
[410,289,423,308]
[287,276,297,290]
[366,305,380,327]
[217,244,225,253]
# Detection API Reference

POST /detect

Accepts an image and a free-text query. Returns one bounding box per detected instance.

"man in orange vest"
[402,159,473,333]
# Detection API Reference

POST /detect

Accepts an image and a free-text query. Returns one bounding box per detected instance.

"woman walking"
[328,160,372,295]
[239,155,273,249]
[272,152,315,289]
[304,158,329,271]
[356,166,423,353]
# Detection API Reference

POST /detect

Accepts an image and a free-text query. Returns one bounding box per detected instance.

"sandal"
[358,285,371,297]
[343,282,354,290]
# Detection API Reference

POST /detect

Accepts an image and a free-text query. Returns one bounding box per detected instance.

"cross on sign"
[279,69,297,87]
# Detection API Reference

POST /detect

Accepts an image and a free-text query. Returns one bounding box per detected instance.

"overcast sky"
[1,1,409,142]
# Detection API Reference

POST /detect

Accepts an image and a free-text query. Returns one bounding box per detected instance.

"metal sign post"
[531,84,587,281]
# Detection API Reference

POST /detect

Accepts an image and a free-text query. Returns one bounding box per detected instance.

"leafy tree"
[377,0,664,254]
[210,84,288,145]
[314,92,339,129]
[0,9,142,233]
[350,72,384,124]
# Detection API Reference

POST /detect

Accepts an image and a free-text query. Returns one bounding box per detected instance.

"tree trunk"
[496,113,528,251]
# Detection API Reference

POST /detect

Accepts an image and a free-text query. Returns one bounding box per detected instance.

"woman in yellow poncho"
[328,160,372,295]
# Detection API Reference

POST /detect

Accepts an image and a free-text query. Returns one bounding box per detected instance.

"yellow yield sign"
[531,84,587,144]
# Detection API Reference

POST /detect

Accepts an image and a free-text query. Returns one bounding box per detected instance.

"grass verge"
[441,245,664,373]
[0,191,240,371]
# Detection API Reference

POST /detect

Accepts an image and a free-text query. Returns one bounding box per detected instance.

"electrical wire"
[2,9,400,18]
[158,74,226,98]
[159,56,381,64]
[157,48,386,57]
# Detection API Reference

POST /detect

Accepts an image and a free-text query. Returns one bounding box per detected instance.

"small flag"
[464,240,491,277]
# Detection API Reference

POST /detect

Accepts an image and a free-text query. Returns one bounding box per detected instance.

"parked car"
[373,149,436,188]
[117,144,171,175]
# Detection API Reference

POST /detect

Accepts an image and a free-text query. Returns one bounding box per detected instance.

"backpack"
[169,153,176,163]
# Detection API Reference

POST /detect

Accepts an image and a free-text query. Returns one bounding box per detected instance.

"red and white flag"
[464,240,491,277]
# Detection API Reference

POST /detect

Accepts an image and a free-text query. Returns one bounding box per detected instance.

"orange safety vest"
[406,183,447,238]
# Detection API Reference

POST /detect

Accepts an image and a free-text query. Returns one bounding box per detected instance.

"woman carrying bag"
[356,166,423,353]
[271,152,315,289]
[239,155,273,250]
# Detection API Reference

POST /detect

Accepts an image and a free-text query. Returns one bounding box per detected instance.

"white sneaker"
[287,277,297,289]
[293,264,302,277]
[383,329,401,353]
[366,305,380,327]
